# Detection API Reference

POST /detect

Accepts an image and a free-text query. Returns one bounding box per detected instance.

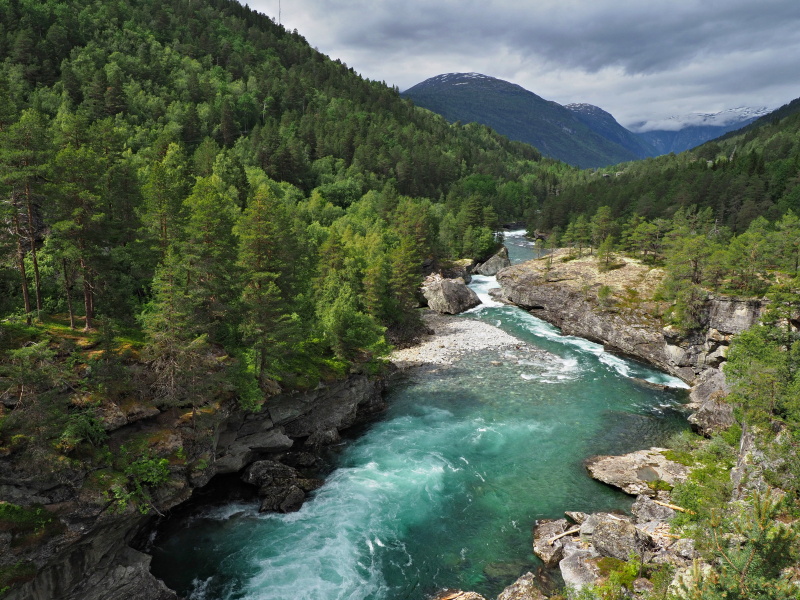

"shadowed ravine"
[149,232,689,600]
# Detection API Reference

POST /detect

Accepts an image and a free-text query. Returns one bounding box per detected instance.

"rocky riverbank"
[3,373,387,600]
[495,251,762,436]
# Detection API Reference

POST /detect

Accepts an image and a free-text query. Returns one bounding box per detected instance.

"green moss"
[0,561,37,595]
[0,503,64,548]
[647,479,674,492]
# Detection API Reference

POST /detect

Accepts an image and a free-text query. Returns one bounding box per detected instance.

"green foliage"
[670,434,737,526]
[0,503,55,536]
[106,447,170,515]
[677,493,800,600]
[57,411,107,453]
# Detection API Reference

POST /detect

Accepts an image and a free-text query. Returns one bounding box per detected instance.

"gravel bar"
[390,310,529,369]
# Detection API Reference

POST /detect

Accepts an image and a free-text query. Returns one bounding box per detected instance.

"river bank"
[390,310,543,369]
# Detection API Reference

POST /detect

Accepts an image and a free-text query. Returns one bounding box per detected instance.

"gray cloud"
[248,0,800,128]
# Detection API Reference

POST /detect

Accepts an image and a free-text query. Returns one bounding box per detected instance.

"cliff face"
[495,255,762,426]
[3,374,386,600]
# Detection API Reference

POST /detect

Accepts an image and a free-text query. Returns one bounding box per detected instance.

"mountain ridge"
[404,72,771,165]
[403,72,644,168]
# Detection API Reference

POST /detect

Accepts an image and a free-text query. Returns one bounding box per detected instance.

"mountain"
[564,103,656,159]
[630,107,770,155]
[403,73,774,163]
[402,73,646,169]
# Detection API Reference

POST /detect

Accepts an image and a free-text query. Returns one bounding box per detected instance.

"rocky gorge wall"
[494,255,763,433]
[3,374,386,600]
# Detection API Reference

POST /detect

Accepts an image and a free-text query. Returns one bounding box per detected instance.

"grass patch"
[0,503,65,548]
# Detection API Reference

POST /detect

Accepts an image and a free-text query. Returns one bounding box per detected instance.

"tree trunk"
[24,179,42,312]
[12,207,32,325]
[80,256,94,330]
[63,258,75,329]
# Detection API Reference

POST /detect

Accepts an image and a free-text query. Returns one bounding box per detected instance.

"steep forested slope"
[536,101,800,233]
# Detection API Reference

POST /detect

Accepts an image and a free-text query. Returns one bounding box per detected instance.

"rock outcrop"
[496,572,548,600]
[585,448,690,497]
[475,247,511,276]
[532,519,571,567]
[422,276,482,314]
[495,253,764,430]
[4,374,387,600]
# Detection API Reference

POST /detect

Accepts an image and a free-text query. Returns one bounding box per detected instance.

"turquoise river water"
[150,231,690,600]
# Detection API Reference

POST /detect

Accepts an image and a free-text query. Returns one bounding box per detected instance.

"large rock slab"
[532,519,571,567]
[592,519,654,561]
[585,448,690,497]
[475,247,511,276]
[422,277,481,314]
[496,572,547,600]
[559,539,601,591]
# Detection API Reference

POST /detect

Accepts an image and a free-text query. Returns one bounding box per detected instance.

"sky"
[246,0,800,131]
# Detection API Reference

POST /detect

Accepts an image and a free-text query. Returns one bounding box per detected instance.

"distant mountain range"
[402,73,769,168]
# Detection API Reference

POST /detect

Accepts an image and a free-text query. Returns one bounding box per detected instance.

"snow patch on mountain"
[630,107,771,133]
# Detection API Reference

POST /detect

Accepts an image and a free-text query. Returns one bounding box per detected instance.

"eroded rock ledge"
[4,373,386,600]
[494,252,763,432]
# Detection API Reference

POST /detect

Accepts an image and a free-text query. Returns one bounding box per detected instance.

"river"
[150,231,689,600]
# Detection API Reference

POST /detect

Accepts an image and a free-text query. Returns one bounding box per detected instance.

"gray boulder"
[559,539,601,591]
[631,495,675,523]
[532,519,571,567]
[475,247,511,276]
[241,460,323,513]
[592,519,653,561]
[496,572,547,600]
[422,278,481,314]
[579,513,632,540]
[688,396,735,437]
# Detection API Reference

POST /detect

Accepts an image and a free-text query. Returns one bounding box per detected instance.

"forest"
[2,0,800,598]
[0,0,572,396]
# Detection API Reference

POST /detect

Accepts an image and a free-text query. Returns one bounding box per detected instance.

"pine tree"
[0,109,51,316]
[141,143,189,256]
[179,175,240,344]
[235,184,297,382]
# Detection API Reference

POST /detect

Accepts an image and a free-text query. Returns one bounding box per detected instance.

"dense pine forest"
[3,0,800,598]
[0,0,568,395]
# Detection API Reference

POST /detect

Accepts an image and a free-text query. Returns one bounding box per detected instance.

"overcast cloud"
[246,0,800,130]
